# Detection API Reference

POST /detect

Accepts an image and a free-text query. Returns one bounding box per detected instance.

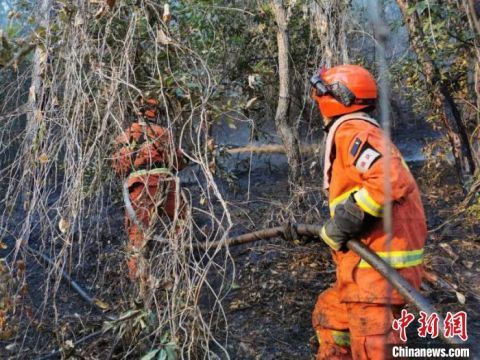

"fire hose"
[122,182,466,346]
[214,224,465,346]
[35,220,467,359]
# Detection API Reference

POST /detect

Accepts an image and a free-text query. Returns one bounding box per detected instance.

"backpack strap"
[323,112,379,190]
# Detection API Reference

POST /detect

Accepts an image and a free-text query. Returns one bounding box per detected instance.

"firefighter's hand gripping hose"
[218,223,464,346]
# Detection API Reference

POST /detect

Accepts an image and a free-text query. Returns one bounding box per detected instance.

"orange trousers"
[312,286,402,360]
[126,174,184,279]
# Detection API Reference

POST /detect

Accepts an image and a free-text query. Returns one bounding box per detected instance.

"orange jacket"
[111,123,185,186]
[324,112,426,304]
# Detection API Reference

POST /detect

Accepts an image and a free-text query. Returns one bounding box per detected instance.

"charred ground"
[2,153,479,359]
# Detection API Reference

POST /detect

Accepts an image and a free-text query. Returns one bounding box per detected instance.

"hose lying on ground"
[35,222,465,359]
[210,224,464,346]
[27,246,116,321]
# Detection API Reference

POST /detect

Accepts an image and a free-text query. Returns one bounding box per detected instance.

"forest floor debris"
[1,161,479,359]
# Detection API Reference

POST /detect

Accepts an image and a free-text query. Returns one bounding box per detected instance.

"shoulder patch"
[354,142,381,173]
[350,138,362,156]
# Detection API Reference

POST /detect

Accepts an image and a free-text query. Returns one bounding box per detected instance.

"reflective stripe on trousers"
[316,329,351,347]
[358,249,424,269]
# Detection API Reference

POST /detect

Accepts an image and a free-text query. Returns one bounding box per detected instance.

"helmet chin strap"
[322,116,339,133]
[321,108,374,133]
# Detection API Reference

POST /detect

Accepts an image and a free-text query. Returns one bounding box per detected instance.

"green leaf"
[157,349,168,360]
[165,344,178,360]
[0,31,11,51]
[101,319,115,332]
[164,76,175,87]
[141,349,160,360]
[175,88,185,99]
[34,26,46,39]
[407,6,417,16]
[416,1,428,15]
[160,332,170,344]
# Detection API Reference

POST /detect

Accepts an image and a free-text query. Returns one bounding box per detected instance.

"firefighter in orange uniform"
[112,98,186,280]
[308,65,427,359]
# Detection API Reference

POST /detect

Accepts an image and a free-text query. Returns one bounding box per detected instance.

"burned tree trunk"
[26,0,51,142]
[309,0,349,67]
[464,0,480,169]
[396,0,476,184]
[270,0,302,187]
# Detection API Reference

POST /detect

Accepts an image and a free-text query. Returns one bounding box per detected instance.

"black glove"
[283,220,299,243]
[319,193,373,251]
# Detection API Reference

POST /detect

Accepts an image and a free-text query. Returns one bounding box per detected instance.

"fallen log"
[224,143,320,155]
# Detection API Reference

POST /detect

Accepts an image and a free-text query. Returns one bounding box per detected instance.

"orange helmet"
[135,97,159,119]
[310,65,377,118]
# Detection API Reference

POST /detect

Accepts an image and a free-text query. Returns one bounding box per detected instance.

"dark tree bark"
[270,0,302,187]
[464,0,480,170]
[396,0,476,184]
[466,0,480,36]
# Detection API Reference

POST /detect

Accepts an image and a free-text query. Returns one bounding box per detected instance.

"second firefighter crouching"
[111,106,186,281]
[309,65,427,359]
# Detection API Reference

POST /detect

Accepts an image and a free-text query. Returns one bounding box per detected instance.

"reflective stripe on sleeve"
[329,186,360,217]
[128,167,171,179]
[320,226,341,250]
[358,249,424,269]
[353,188,383,217]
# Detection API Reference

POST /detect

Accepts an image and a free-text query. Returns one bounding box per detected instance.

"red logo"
[444,311,468,341]
[392,309,415,342]
[417,311,439,338]
[392,310,468,342]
